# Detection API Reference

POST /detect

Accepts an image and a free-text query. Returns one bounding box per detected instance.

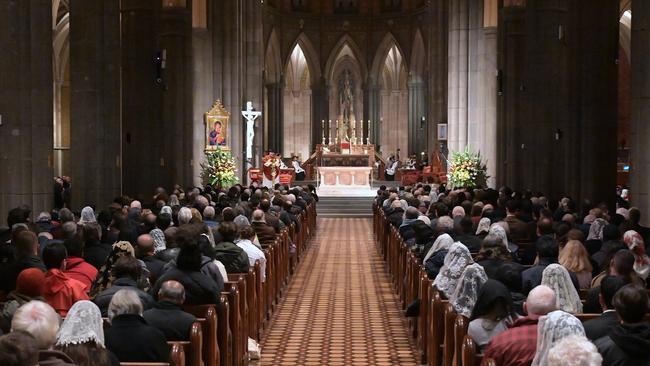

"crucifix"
[241,101,261,168]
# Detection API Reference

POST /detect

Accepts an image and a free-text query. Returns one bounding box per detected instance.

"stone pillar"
[160,4,193,190]
[477,26,498,187]
[408,78,427,156]
[447,0,469,153]
[69,0,121,208]
[571,0,618,206]
[428,0,448,156]
[266,82,283,153]
[522,0,570,197]
[0,0,53,217]
[364,81,381,147]
[120,0,162,198]
[631,0,650,222]
[192,26,213,186]
[312,78,326,149]
[496,5,525,187]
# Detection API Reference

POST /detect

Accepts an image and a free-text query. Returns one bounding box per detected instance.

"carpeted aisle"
[259,218,419,365]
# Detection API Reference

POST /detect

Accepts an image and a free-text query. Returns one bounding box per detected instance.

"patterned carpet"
[259,218,419,365]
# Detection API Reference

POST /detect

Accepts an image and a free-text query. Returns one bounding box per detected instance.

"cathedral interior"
[0,0,647,222]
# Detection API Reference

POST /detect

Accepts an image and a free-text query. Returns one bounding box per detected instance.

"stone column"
[364,81,381,146]
[120,0,161,198]
[160,4,193,190]
[428,0,448,157]
[0,0,53,216]
[631,0,650,222]
[69,0,121,208]
[265,82,283,154]
[192,26,214,186]
[496,5,525,187]
[408,78,427,156]
[447,0,469,153]
[477,26,498,187]
[312,78,326,149]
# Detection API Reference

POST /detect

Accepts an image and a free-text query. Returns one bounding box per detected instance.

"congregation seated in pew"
[0,182,317,364]
[373,183,650,366]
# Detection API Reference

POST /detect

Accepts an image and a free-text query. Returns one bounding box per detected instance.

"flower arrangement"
[447,147,488,189]
[200,149,238,188]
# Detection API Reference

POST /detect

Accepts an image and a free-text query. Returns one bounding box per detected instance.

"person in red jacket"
[42,243,89,316]
[63,234,98,291]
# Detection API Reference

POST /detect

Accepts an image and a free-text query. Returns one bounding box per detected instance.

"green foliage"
[200,149,238,188]
[446,146,489,189]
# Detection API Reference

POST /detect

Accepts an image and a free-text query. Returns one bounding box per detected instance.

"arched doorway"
[283,44,312,160]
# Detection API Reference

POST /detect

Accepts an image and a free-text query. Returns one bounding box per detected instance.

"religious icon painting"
[205,100,231,151]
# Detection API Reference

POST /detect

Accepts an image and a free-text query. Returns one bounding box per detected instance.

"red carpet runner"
[260,218,419,365]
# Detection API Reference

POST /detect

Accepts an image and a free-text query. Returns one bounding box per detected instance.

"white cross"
[241,101,261,165]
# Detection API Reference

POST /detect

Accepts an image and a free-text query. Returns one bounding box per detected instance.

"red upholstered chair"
[279,173,292,185]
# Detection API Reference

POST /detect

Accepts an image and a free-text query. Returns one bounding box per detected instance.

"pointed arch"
[285,33,321,86]
[410,29,426,83]
[324,34,367,83]
[265,28,282,83]
[370,32,407,85]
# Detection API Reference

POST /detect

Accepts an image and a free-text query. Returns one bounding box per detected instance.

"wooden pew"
[223,282,244,366]
[418,269,431,364]
[183,305,218,366]
[428,288,446,366]
[443,303,456,366]
[461,335,482,366]
[214,294,233,366]
[120,342,184,366]
[454,314,469,366]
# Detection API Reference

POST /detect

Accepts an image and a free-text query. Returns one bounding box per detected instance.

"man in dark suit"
[259,199,283,233]
[584,276,627,340]
[144,280,197,341]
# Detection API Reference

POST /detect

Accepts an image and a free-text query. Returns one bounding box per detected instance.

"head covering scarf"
[450,263,488,317]
[587,218,607,241]
[488,224,509,249]
[160,206,173,216]
[55,300,105,348]
[423,233,454,262]
[90,241,136,297]
[541,264,583,313]
[476,217,491,236]
[623,230,650,279]
[532,310,585,366]
[150,228,166,254]
[433,242,474,298]
[78,206,97,225]
[470,279,513,321]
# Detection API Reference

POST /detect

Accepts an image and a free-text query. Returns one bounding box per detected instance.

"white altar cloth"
[317,166,375,197]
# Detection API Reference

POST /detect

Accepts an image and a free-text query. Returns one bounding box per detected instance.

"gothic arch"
[53,1,70,177]
[324,34,367,84]
[370,32,407,85]
[409,29,426,83]
[265,28,282,84]
[285,33,321,86]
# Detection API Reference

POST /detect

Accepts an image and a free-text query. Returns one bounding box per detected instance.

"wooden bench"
[183,305,218,366]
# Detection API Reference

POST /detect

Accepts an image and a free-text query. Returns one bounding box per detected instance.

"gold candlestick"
[328,120,332,145]
[367,120,371,145]
[359,119,364,145]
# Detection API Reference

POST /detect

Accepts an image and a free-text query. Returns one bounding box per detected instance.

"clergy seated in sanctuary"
[93,256,155,317]
[105,289,169,363]
[251,209,277,246]
[42,243,89,317]
[144,280,197,341]
[594,284,650,365]
[151,226,223,305]
[483,285,558,366]
[214,222,250,273]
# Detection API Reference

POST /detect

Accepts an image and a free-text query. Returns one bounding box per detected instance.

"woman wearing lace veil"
[433,242,474,298]
[532,310,586,366]
[475,217,491,238]
[450,263,488,317]
[55,300,119,366]
[78,206,97,226]
[623,229,650,280]
[541,263,583,313]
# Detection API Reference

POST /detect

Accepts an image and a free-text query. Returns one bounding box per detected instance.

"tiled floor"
[259,218,419,365]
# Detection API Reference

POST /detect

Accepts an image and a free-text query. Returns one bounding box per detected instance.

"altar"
[317,166,374,197]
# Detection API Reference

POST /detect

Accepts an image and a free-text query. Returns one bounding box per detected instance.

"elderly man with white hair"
[483,285,558,366]
[177,207,193,226]
[104,289,169,362]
